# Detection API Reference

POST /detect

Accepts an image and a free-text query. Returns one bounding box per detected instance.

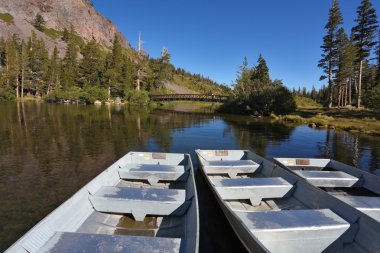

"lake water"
[0,102,379,252]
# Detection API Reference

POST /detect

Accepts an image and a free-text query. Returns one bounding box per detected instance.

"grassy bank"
[276,108,380,136]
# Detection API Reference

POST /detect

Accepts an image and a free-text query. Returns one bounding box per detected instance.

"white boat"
[274,157,380,222]
[6,152,199,253]
[196,149,380,253]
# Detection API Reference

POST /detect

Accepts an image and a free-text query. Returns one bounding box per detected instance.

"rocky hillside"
[0,0,129,52]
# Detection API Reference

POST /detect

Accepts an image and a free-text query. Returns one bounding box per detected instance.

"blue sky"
[92,0,380,89]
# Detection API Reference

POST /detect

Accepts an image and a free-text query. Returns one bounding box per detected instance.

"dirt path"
[164,81,198,94]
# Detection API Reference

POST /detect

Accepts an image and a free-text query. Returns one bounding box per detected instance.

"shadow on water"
[0,102,379,252]
[195,167,247,253]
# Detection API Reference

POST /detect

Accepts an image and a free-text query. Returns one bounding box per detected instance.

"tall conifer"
[318,0,343,108]
[352,0,378,107]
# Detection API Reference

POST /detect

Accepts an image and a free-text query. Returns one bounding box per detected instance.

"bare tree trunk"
[357,60,363,108]
[328,64,333,108]
[15,76,19,99]
[46,84,51,95]
[136,69,141,91]
[21,67,24,99]
[108,78,111,100]
[6,54,9,87]
[344,81,348,106]
[349,77,352,105]
[338,84,342,107]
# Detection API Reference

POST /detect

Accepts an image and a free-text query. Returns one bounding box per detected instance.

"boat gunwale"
[6,151,199,253]
[196,149,380,253]
[195,149,269,253]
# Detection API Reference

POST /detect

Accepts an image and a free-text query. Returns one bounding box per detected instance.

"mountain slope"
[0,0,128,52]
[164,81,198,94]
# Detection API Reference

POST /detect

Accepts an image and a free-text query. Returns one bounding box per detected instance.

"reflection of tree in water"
[316,130,380,174]
[224,116,295,157]
[0,103,213,251]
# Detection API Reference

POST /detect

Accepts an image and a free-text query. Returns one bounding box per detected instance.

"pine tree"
[252,54,271,87]
[3,35,21,98]
[122,57,136,96]
[78,40,104,87]
[352,0,378,108]
[0,39,6,89]
[376,29,380,84]
[33,14,45,31]
[318,0,343,108]
[311,86,318,99]
[28,34,49,96]
[46,47,60,95]
[61,36,79,90]
[234,57,253,99]
[20,41,29,99]
[62,28,70,42]
[105,35,124,99]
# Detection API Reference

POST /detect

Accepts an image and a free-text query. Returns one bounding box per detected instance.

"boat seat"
[236,209,350,253]
[37,232,183,253]
[89,187,191,221]
[335,196,380,222]
[211,177,293,206]
[119,164,188,185]
[204,160,259,178]
[293,171,359,187]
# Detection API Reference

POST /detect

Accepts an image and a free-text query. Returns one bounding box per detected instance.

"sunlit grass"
[0,13,14,24]
[277,108,380,136]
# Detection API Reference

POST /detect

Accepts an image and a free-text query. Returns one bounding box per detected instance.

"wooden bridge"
[149,94,230,102]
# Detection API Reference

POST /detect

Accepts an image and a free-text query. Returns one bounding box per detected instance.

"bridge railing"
[149,94,230,102]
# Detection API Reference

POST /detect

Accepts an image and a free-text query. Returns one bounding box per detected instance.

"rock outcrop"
[0,0,129,52]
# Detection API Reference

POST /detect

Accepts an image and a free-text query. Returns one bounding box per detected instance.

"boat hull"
[6,152,199,253]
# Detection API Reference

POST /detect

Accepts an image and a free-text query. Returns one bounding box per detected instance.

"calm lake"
[0,102,379,252]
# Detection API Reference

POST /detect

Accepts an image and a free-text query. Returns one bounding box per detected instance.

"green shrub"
[124,90,150,105]
[218,86,296,116]
[0,13,14,24]
[273,86,297,114]
[51,87,83,101]
[0,87,16,101]
[363,86,380,110]
[81,86,108,104]
[248,86,296,115]
[217,97,248,114]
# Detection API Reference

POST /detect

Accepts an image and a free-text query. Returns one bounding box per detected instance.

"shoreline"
[2,100,379,136]
[274,108,380,136]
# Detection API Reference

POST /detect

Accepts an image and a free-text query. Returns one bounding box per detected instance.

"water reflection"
[0,102,379,252]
